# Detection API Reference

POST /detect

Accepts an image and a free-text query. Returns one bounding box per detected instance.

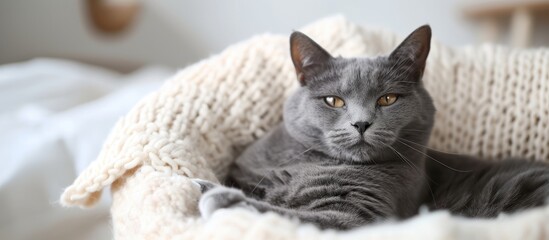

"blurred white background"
[0,1,548,240]
[3,0,547,72]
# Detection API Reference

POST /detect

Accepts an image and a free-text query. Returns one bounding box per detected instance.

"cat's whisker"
[331,137,354,146]
[398,138,460,156]
[390,80,417,85]
[382,142,437,207]
[368,132,389,142]
[395,139,472,173]
[400,129,430,133]
[384,143,421,174]
[329,132,350,139]
[250,176,266,194]
[284,146,316,165]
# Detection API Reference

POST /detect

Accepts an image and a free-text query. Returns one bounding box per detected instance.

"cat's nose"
[351,121,371,134]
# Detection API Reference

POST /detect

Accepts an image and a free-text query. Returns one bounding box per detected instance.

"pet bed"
[61,16,549,239]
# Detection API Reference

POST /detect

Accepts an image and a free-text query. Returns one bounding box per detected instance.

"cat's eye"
[323,96,345,108]
[377,94,399,106]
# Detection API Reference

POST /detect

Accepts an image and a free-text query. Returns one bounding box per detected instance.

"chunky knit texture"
[61,17,549,239]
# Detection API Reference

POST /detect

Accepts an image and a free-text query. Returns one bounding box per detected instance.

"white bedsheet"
[0,59,173,240]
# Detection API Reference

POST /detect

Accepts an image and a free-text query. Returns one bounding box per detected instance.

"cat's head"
[284,25,436,163]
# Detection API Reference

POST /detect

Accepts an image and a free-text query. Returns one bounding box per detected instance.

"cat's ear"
[389,25,431,78]
[290,31,332,85]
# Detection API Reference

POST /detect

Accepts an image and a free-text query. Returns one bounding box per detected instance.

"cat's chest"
[269,163,373,185]
[262,164,386,207]
[269,164,347,184]
[265,148,387,185]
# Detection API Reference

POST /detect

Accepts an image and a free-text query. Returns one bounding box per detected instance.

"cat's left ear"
[290,31,332,86]
[389,25,431,78]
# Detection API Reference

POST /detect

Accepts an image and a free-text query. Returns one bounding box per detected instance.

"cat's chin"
[326,143,383,164]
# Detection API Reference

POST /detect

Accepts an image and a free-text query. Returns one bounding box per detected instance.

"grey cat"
[193,25,549,230]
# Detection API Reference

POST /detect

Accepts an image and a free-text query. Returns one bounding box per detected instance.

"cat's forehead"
[338,57,388,84]
[308,57,393,95]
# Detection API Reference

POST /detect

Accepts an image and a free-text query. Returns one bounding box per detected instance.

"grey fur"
[425,151,549,216]
[195,25,549,230]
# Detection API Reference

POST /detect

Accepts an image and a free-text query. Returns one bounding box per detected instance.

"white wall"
[1,0,547,71]
[0,0,204,71]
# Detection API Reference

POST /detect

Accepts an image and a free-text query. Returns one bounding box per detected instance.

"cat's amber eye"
[377,94,399,106]
[323,96,345,108]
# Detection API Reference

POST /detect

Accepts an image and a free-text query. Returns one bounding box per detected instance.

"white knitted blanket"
[61,17,549,239]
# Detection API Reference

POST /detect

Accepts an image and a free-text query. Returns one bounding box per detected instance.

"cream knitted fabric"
[61,16,549,239]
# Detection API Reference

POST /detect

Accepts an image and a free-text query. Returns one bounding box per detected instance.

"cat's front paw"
[192,178,257,219]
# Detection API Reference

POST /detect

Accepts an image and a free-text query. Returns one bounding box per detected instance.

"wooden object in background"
[463,0,549,47]
[86,0,141,35]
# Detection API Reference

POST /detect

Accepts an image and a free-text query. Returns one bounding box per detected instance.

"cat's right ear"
[290,31,332,86]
